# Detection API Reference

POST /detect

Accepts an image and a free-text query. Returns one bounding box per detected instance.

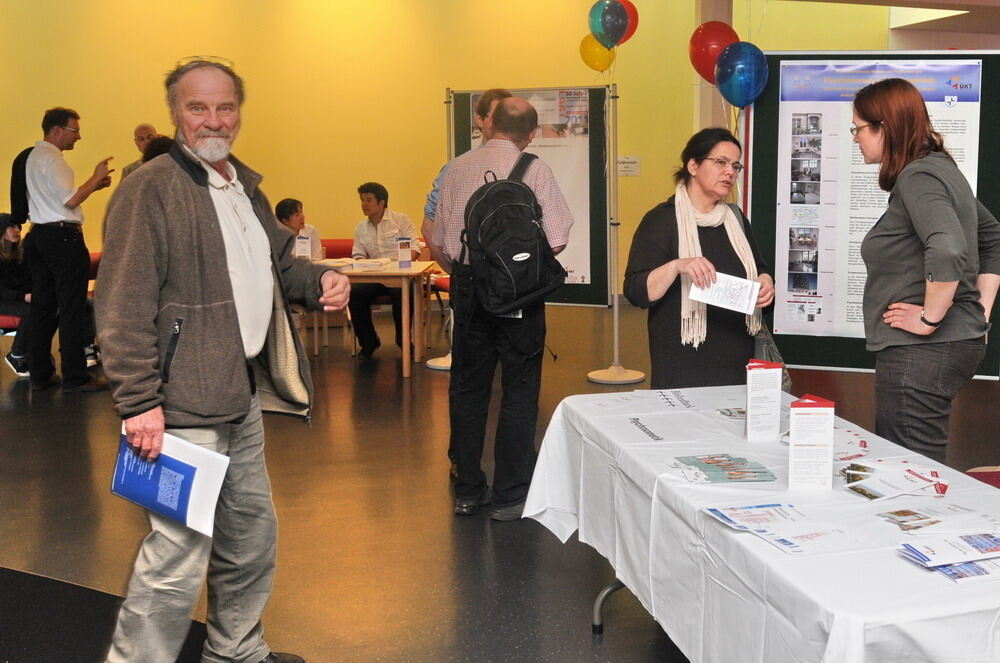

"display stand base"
[587,364,645,385]
[426,353,452,371]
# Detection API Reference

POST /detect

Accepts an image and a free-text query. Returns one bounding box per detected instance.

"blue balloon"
[589,0,629,49]
[715,41,769,108]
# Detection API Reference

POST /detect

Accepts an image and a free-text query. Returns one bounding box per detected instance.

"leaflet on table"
[704,503,867,554]
[788,394,835,491]
[352,258,393,271]
[934,558,1000,584]
[675,454,776,483]
[111,430,230,537]
[592,411,733,445]
[898,533,1000,568]
[746,360,783,442]
[689,272,760,315]
[877,503,1000,535]
[842,460,949,501]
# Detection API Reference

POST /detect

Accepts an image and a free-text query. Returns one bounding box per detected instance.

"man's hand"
[125,406,166,461]
[320,270,350,311]
[756,274,775,308]
[883,302,937,335]
[93,157,114,180]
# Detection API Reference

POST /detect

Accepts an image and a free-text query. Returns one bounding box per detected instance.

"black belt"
[37,221,83,231]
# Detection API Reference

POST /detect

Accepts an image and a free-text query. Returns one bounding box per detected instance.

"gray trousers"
[875,337,986,465]
[107,397,276,663]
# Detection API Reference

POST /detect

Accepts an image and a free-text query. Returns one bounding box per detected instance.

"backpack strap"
[507,152,538,183]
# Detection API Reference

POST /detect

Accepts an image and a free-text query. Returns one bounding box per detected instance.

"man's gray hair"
[165,59,245,111]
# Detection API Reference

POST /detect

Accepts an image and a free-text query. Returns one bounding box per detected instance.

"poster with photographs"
[771,60,982,337]
[469,89,592,284]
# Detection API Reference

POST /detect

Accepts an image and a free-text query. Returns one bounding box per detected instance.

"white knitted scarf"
[674,182,762,347]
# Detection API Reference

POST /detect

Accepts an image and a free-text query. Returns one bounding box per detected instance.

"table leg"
[401,276,411,378]
[592,579,625,635]
[413,276,424,363]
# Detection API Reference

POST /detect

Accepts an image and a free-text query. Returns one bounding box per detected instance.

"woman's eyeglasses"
[703,157,744,173]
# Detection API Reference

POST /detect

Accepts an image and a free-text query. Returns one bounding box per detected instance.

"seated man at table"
[350,182,418,360]
[276,197,323,260]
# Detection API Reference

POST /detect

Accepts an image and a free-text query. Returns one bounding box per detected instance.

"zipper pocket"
[162,318,183,383]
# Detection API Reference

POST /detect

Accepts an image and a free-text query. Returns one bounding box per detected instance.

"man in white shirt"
[15,107,113,391]
[275,197,323,260]
[349,182,418,359]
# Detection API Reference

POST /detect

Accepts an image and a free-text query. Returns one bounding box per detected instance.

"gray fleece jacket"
[96,143,329,426]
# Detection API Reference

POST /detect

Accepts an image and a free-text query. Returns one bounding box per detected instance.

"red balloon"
[689,21,739,84]
[618,0,639,45]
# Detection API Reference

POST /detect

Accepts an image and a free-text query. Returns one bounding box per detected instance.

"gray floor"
[1,303,691,663]
[4,301,995,662]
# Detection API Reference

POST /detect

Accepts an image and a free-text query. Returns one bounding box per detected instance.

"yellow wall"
[0,0,888,259]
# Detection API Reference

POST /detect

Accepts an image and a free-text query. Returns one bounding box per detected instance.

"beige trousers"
[106,397,276,663]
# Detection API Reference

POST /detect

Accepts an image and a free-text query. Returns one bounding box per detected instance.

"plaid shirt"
[433,138,574,263]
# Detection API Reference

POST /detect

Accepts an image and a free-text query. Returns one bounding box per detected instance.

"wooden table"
[322,260,435,377]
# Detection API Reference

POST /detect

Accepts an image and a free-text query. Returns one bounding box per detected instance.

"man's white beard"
[191,137,231,163]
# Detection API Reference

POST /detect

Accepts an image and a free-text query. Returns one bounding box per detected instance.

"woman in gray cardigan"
[854,77,1000,464]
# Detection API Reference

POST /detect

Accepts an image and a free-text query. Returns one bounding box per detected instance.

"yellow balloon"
[580,33,615,72]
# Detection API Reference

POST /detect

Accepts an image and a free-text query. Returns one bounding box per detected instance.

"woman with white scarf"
[624,128,774,389]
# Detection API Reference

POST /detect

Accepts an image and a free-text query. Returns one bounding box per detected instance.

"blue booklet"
[111,431,229,536]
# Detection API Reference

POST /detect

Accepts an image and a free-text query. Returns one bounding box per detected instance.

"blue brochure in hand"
[112,436,196,524]
[111,430,230,536]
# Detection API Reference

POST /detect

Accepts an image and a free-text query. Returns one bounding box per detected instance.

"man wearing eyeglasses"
[97,59,348,663]
[8,107,113,391]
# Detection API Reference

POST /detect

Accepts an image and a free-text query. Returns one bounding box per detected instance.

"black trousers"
[449,267,545,506]
[22,224,91,387]
[348,283,403,352]
[0,299,31,357]
[875,337,986,465]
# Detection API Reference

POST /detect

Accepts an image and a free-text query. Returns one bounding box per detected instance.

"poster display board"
[772,60,981,338]
[748,52,1000,375]
[451,87,609,306]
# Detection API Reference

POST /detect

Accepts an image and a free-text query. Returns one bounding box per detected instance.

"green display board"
[451,87,609,306]
[748,52,1000,377]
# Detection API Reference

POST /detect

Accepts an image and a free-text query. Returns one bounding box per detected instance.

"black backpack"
[459,152,567,315]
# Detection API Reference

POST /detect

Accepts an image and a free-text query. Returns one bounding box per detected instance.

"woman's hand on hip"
[675,257,716,289]
[756,274,775,308]
[883,302,936,335]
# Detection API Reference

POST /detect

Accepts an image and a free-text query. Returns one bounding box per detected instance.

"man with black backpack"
[433,96,573,521]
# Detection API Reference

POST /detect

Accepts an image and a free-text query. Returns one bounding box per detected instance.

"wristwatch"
[920,309,943,327]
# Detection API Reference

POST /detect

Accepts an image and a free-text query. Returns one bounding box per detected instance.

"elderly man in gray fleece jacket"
[96,59,349,663]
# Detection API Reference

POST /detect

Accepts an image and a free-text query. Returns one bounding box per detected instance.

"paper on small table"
[689,272,761,315]
[111,430,230,537]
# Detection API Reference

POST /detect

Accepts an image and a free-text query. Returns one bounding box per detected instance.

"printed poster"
[771,60,982,337]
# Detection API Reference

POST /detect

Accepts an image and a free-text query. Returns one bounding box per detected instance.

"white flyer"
[788,394,835,491]
[689,272,760,315]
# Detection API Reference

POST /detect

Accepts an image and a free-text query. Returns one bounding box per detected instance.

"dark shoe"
[454,488,492,516]
[357,340,381,360]
[259,654,305,663]
[4,352,28,377]
[63,377,109,393]
[490,499,526,522]
[449,462,458,483]
[30,375,61,391]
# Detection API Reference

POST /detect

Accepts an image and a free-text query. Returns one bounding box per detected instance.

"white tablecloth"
[524,386,1000,663]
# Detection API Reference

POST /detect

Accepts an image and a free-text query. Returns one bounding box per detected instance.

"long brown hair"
[853,78,950,191]
[0,214,23,264]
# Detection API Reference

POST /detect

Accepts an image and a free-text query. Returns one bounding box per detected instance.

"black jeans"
[0,299,31,357]
[347,283,403,352]
[449,266,545,506]
[22,224,91,387]
[875,338,986,465]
